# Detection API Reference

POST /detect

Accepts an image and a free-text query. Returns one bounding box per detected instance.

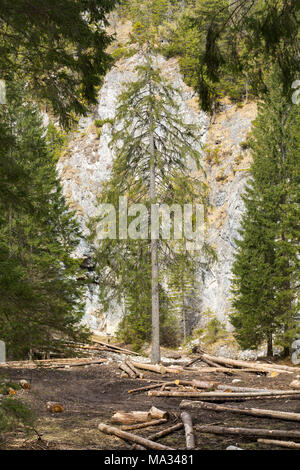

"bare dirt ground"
[1,359,300,451]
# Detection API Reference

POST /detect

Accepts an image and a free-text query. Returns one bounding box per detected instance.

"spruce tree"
[0,0,117,127]
[230,71,300,357]
[91,57,204,362]
[0,82,89,359]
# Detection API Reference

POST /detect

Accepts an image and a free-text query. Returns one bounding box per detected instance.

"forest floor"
[1,356,300,451]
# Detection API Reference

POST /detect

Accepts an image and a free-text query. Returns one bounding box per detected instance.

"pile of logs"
[98,405,196,450]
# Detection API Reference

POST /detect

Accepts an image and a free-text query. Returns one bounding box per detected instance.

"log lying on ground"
[121,419,168,431]
[148,390,300,399]
[149,406,168,420]
[217,385,273,393]
[184,366,267,375]
[119,362,137,379]
[196,424,300,440]
[148,423,184,441]
[98,423,175,450]
[257,439,300,449]
[175,379,218,390]
[130,361,182,375]
[180,400,300,422]
[51,359,107,369]
[92,339,140,356]
[125,360,143,379]
[111,411,151,425]
[202,353,297,374]
[181,411,195,450]
[128,382,173,394]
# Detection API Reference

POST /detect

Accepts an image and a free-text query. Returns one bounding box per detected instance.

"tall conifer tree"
[230,71,300,356]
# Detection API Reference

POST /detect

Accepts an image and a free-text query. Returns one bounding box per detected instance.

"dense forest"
[0,0,299,448]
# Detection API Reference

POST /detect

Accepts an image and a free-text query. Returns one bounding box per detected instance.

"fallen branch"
[121,419,168,431]
[196,424,300,440]
[148,423,184,441]
[181,411,195,450]
[257,439,300,449]
[98,423,175,450]
[128,382,172,394]
[180,400,300,422]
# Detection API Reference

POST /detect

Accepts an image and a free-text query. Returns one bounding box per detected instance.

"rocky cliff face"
[57,50,256,335]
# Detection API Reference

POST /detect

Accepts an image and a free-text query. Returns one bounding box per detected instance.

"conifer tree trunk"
[267,334,273,357]
[150,127,160,364]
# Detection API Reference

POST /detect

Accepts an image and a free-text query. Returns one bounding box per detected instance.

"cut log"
[202,353,297,374]
[92,339,140,356]
[111,411,150,425]
[98,423,175,450]
[175,379,218,390]
[121,418,168,431]
[149,406,168,420]
[196,424,300,440]
[181,411,195,450]
[119,362,137,379]
[200,355,226,368]
[125,360,144,379]
[148,390,300,398]
[130,361,182,375]
[128,382,172,394]
[51,359,107,369]
[46,402,64,413]
[290,380,300,390]
[257,439,300,449]
[19,379,30,390]
[148,423,184,441]
[217,385,271,393]
[184,366,267,375]
[130,362,166,374]
[180,400,300,422]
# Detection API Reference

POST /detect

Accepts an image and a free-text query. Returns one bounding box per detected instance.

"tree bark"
[121,419,167,431]
[119,362,137,379]
[267,333,273,357]
[257,439,300,449]
[202,353,296,373]
[180,400,300,422]
[148,390,300,398]
[196,424,300,440]
[181,411,195,450]
[150,123,160,364]
[98,423,174,450]
[148,423,184,441]
[149,406,168,420]
[111,411,150,425]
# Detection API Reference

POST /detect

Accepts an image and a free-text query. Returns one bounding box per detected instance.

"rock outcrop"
[57,51,256,335]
